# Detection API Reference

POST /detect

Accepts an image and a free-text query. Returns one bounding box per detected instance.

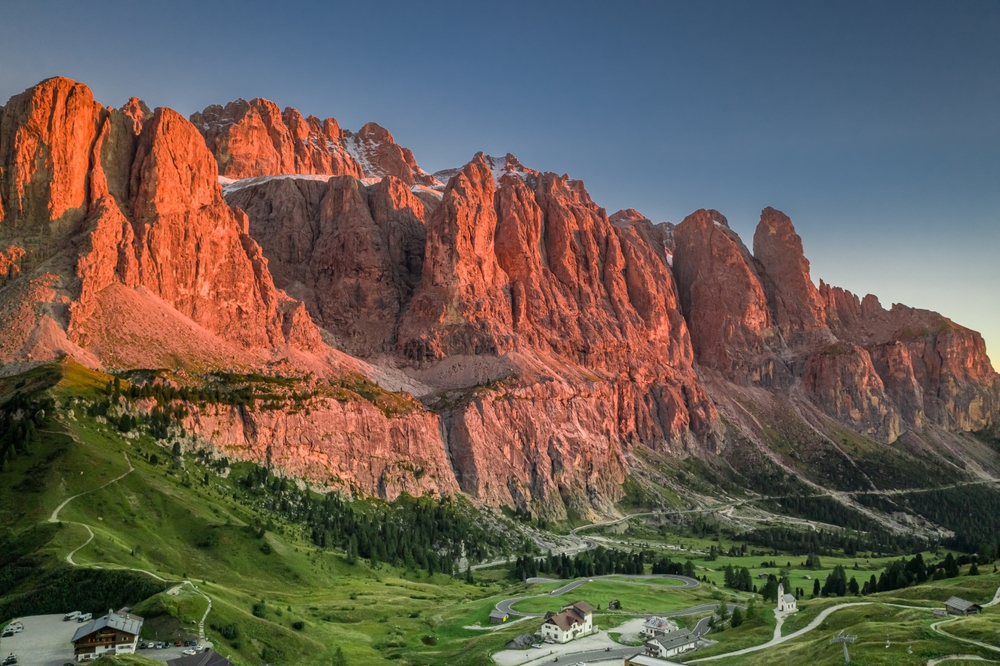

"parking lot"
[1,614,79,666]
[0,615,196,665]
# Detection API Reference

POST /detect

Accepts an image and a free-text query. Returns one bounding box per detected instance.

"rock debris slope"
[1,78,997,519]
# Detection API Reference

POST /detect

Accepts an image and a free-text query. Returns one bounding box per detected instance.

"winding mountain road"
[44,447,213,640]
[687,585,1000,664]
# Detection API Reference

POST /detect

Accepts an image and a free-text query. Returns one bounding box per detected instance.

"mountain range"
[1,76,997,521]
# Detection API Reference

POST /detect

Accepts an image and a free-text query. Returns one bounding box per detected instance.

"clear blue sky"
[2,0,998,367]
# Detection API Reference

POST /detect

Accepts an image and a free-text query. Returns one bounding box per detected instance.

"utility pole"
[831,630,857,664]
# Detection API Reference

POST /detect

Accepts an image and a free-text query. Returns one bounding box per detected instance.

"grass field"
[508,579,704,614]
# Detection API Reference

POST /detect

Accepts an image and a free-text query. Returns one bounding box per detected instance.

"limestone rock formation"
[2,75,998,520]
[0,76,322,368]
[179,395,458,500]
[752,206,828,341]
[226,174,426,355]
[190,98,364,180]
[190,98,438,185]
[672,208,783,384]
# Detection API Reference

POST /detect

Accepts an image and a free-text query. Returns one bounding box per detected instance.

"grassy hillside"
[0,361,527,665]
[2,360,999,666]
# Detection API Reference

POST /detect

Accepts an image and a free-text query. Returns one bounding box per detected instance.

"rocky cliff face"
[2,76,997,520]
[672,209,782,384]
[178,395,458,500]
[0,77,322,367]
[225,174,426,355]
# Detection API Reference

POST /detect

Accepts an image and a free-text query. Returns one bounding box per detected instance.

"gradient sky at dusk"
[2,0,998,366]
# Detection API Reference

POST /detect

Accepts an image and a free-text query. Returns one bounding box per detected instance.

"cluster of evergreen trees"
[0,392,52,470]
[104,374,316,415]
[720,565,794,601]
[738,525,925,557]
[895,487,1000,556]
[234,464,506,577]
[860,552,981,595]
[764,495,884,532]
[651,556,697,578]
[511,546,650,581]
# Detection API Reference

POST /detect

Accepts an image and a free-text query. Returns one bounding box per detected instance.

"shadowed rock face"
[672,208,783,385]
[753,206,828,341]
[226,174,426,356]
[2,76,998,521]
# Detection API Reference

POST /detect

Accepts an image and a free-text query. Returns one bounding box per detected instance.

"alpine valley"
[2,77,999,666]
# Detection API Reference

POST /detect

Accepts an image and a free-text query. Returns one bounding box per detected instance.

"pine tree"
[347,536,358,565]
[944,553,960,578]
[968,562,980,576]
[730,606,744,628]
[812,579,820,597]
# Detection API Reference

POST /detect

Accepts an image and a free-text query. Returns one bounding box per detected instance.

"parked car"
[174,640,183,647]
[2,654,18,666]
[64,611,81,621]
[76,613,92,623]
[183,649,196,656]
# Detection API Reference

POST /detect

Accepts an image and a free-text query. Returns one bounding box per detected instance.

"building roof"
[489,610,508,618]
[542,600,592,632]
[167,652,235,666]
[626,653,687,666]
[945,596,981,612]
[648,628,697,651]
[782,594,796,604]
[72,612,143,643]
[543,610,578,632]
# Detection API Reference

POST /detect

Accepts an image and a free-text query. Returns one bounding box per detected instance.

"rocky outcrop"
[190,98,362,180]
[672,209,783,384]
[190,98,438,185]
[120,97,151,134]
[752,206,828,341]
[0,245,26,281]
[0,77,104,238]
[397,155,513,359]
[344,122,439,185]
[0,77,323,368]
[801,341,901,442]
[815,282,998,432]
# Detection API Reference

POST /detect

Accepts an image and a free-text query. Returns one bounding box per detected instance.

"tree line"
[234,464,508,577]
[511,546,651,581]
[0,392,52,471]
